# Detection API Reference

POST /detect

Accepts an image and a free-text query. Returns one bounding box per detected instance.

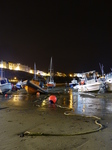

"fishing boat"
[46,57,56,88]
[24,79,48,94]
[24,63,47,94]
[73,70,104,92]
[0,78,12,94]
[105,69,112,92]
[0,64,12,94]
[16,80,23,89]
[90,64,112,92]
[69,75,81,88]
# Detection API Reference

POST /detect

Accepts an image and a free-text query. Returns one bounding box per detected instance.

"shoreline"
[0,102,102,149]
[0,89,112,149]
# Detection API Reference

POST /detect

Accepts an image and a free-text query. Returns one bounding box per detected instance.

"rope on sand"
[20,105,104,137]
[22,117,103,137]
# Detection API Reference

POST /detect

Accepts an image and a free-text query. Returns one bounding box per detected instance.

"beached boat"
[73,71,104,92]
[73,78,104,92]
[46,57,56,88]
[46,81,56,88]
[69,77,79,88]
[0,66,12,94]
[16,80,23,89]
[24,79,48,94]
[24,63,47,94]
[105,71,112,92]
[98,63,110,92]
[0,78,12,94]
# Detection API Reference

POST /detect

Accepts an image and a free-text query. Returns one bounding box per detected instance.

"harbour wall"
[2,69,72,84]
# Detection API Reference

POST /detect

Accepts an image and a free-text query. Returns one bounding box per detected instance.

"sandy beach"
[0,88,112,150]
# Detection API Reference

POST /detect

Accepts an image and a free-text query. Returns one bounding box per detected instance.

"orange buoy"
[5,94,8,97]
[36,92,40,96]
[81,80,85,85]
[49,95,57,104]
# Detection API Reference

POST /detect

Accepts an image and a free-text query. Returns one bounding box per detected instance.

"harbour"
[0,86,112,149]
[1,1,112,149]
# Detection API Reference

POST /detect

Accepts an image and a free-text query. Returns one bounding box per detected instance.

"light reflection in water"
[63,97,66,105]
[69,91,112,117]
[7,93,31,106]
[12,94,28,101]
[1,89,112,117]
[41,99,47,106]
[13,95,18,101]
[11,95,26,106]
[69,91,73,109]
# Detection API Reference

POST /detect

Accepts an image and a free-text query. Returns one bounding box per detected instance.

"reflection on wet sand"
[69,89,112,118]
[1,87,112,118]
[1,87,112,149]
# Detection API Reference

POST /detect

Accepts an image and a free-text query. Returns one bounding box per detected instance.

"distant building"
[55,72,66,77]
[0,60,8,68]
[0,60,58,77]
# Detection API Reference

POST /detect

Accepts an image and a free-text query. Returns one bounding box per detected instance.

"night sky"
[0,1,112,74]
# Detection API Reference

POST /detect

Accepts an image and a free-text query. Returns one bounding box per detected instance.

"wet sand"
[0,88,112,150]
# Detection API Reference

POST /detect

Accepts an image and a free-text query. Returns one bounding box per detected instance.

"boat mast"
[0,60,3,78]
[50,57,52,82]
[99,63,104,76]
[34,62,36,79]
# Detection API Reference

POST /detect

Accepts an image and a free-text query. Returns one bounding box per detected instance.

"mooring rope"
[20,104,104,137]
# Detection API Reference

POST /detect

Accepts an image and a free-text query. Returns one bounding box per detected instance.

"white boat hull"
[105,80,112,92]
[16,81,23,89]
[106,83,112,91]
[0,83,12,94]
[105,73,112,92]
[73,82,102,92]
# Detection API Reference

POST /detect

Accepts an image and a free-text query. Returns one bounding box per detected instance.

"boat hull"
[73,82,102,92]
[24,80,48,94]
[16,81,23,89]
[0,83,12,94]
[105,82,112,92]
[104,73,112,92]
[46,82,56,88]
[25,85,37,94]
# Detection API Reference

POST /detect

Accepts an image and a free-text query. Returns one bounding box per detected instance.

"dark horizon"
[0,1,111,74]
